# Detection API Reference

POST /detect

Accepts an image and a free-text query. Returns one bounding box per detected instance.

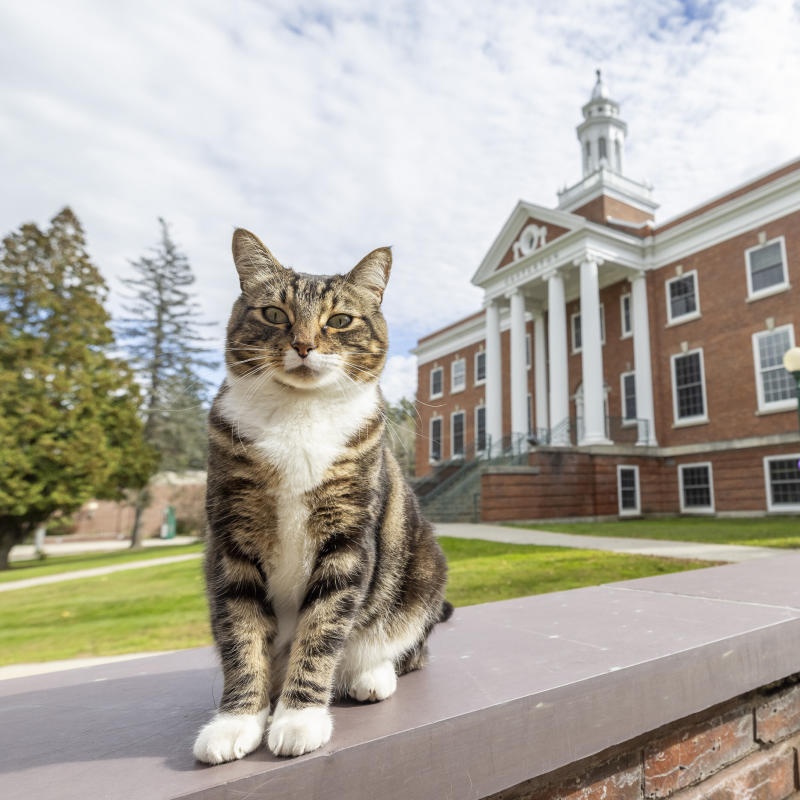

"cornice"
[652,167,800,267]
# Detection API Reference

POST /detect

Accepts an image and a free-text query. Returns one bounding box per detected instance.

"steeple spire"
[577,71,627,177]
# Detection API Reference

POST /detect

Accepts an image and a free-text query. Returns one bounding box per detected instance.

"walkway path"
[1,523,782,595]
[0,553,203,593]
[435,522,783,563]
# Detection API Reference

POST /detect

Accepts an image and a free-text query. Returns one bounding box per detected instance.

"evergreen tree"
[0,208,158,569]
[385,396,418,477]
[118,218,217,545]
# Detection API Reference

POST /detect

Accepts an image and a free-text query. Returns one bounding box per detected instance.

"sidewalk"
[434,522,784,563]
[9,534,199,562]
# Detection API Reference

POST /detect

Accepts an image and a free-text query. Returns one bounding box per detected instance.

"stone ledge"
[3,554,800,800]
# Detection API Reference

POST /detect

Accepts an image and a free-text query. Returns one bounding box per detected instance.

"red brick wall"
[480,441,800,521]
[488,676,800,800]
[572,194,655,228]
[648,211,800,449]
[71,475,207,539]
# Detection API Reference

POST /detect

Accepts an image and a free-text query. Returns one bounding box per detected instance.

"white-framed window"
[451,358,466,393]
[451,410,465,458]
[764,455,800,512]
[430,367,443,399]
[621,371,637,424]
[474,351,486,385]
[526,333,531,369]
[679,462,715,513]
[571,306,606,353]
[666,271,700,324]
[429,417,442,463]
[527,393,533,435]
[752,325,796,413]
[617,465,640,516]
[746,238,789,300]
[475,406,487,453]
[671,349,708,425]
[620,293,632,338]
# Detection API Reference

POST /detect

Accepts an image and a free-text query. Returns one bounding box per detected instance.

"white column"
[508,288,529,443]
[631,272,657,446]
[546,269,569,445]
[485,299,503,457]
[579,257,611,445]
[533,311,548,436]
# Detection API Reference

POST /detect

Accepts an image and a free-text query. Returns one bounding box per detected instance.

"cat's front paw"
[348,660,397,702]
[193,709,269,764]
[267,700,332,757]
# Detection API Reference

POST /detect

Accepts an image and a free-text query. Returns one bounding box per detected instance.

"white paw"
[267,701,332,757]
[193,709,269,765]
[348,660,397,702]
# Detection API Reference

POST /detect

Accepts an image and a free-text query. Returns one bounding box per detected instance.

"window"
[526,334,531,369]
[451,359,466,393]
[746,239,788,299]
[621,372,637,423]
[430,367,443,399]
[599,136,607,162]
[617,466,640,515]
[764,456,800,511]
[429,418,442,462]
[572,306,605,353]
[475,406,487,452]
[620,294,632,338]
[679,463,714,513]
[451,411,465,458]
[671,349,707,424]
[474,351,486,385]
[666,272,700,324]
[572,312,582,352]
[753,326,796,412]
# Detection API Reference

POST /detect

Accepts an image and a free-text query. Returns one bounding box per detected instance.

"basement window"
[617,466,640,516]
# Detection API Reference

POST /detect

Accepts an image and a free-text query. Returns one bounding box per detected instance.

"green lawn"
[513,516,800,548]
[0,537,708,667]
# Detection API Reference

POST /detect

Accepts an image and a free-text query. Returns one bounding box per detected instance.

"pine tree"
[0,208,158,569]
[118,218,217,545]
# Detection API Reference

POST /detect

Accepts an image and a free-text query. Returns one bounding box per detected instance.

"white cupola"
[576,70,627,177]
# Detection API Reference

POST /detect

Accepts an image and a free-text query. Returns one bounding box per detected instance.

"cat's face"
[225,228,391,392]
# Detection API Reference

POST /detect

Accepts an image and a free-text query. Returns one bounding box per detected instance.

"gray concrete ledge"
[3,554,800,800]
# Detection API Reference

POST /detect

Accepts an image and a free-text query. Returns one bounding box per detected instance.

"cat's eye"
[263,306,289,325]
[326,314,352,330]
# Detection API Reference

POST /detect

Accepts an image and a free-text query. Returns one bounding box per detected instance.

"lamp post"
[784,346,800,432]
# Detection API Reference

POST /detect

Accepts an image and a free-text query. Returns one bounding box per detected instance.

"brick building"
[413,73,800,520]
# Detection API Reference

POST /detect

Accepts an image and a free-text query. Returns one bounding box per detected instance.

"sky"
[2,0,800,402]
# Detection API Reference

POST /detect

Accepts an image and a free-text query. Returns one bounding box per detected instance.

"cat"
[193,228,451,764]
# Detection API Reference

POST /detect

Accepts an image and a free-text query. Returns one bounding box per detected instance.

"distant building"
[413,72,800,520]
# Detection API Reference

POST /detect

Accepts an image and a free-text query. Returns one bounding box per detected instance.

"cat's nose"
[292,341,315,358]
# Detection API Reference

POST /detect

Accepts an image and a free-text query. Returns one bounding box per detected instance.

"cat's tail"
[438,600,454,623]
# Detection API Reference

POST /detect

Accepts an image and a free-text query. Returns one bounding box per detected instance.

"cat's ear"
[347,247,392,303]
[231,228,284,289]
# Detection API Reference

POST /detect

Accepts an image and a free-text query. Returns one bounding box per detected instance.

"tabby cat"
[193,228,451,764]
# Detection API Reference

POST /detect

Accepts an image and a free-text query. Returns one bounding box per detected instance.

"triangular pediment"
[471,201,586,287]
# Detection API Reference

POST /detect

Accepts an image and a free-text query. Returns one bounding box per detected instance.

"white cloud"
[1,0,799,372]
[380,354,418,405]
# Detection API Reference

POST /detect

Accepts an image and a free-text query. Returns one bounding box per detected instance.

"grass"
[0,558,211,666]
[513,516,800,549]
[0,537,708,667]
[441,537,707,607]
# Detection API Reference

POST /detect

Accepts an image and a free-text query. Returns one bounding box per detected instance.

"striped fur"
[193,229,450,764]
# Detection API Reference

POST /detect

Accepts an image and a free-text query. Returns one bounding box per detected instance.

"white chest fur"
[218,375,380,647]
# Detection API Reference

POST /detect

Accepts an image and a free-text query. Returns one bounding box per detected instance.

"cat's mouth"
[280,350,340,389]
